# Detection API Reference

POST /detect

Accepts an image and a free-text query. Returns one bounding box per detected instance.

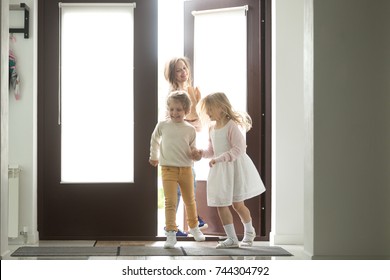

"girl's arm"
[213,122,246,163]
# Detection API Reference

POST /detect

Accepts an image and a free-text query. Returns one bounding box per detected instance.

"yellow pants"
[161,166,198,231]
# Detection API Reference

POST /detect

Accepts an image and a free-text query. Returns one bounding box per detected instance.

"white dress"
[203,120,266,207]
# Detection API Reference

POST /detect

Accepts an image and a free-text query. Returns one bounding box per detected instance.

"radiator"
[8,164,21,238]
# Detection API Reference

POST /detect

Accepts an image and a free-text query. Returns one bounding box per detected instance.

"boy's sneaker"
[198,216,208,230]
[164,227,188,237]
[189,226,206,242]
[240,231,256,247]
[176,229,188,237]
[216,237,239,249]
[164,231,177,249]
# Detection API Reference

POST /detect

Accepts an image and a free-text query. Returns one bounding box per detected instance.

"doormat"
[94,241,146,247]
[11,245,292,257]
[120,246,185,256]
[11,246,119,257]
[182,246,292,256]
[119,246,292,257]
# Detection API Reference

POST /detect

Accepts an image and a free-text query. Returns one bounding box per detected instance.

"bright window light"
[60,4,135,183]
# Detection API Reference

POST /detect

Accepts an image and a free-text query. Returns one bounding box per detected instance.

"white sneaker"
[240,230,256,247]
[189,226,206,242]
[216,237,239,249]
[164,231,177,249]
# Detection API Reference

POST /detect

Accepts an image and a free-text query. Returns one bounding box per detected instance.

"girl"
[149,91,205,248]
[164,57,208,234]
[192,92,266,248]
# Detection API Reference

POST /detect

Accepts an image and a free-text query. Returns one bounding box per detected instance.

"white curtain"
[192,6,248,180]
[60,3,135,183]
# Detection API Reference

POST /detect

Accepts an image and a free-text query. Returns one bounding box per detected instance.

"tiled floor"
[3,239,309,260]
[3,208,309,260]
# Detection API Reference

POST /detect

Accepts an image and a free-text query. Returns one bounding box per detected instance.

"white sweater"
[150,120,196,167]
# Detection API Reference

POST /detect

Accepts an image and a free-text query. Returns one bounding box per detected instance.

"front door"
[184,0,271,240]
[37,0,158,240]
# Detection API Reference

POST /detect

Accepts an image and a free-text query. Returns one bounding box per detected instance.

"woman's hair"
[166,90,192,115]
[164,57,193,90]
[199,92,252,132]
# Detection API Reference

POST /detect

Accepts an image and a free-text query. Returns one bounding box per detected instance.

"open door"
[184,0,271,240]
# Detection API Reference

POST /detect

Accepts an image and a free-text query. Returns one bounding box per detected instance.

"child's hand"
[209,159,216,167]
[191,148,202,161]
[149,159,159,167]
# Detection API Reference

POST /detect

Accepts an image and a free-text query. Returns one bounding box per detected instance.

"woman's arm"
[185,87,202,132]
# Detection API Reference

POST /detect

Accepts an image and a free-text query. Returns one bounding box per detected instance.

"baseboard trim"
[270,233,303,245]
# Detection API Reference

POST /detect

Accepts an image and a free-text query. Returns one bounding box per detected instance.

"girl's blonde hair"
[164,57,193,90]
[167,90,192,115]
[199,92,252,132]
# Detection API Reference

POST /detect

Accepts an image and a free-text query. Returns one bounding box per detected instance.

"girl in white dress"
[192,92,266,248]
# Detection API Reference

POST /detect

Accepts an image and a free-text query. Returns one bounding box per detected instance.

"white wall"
[271,0,305,245]
[8,0,38,245]
[1,0,10,258]
[303,0,314,257]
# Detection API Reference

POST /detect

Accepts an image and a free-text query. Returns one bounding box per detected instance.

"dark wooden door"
[184,0,271,240]
[37,0,158,240]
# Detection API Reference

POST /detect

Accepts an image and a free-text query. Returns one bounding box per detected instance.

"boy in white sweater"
[149,91,205,248]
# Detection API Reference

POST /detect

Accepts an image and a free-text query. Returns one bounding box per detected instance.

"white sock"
[223,224,238,241]
[243,220,254,233]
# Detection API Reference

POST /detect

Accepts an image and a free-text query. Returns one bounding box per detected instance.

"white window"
[192,6,248,180]
[59,3,135,183]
